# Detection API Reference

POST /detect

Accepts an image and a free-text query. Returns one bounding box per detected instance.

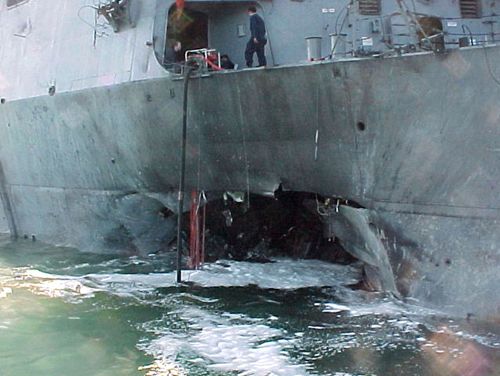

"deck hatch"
[359,0,381,15]
[459,0,480,18]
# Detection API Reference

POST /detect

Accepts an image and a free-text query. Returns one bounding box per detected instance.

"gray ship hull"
[0,207,7,234]
[1,45,499,318]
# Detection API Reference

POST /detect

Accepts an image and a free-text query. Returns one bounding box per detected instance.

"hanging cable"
[331,2,351,58]
[176,65,194,283]
[78,4,110,38]
[483,45,500,86]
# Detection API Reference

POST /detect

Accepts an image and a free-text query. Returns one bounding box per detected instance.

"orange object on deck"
[176,0,185,10]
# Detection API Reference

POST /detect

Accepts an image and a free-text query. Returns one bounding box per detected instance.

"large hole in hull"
[178,191,361,269]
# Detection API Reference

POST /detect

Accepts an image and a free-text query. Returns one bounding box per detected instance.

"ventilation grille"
[359,0,381,15]
[460,0,480,18]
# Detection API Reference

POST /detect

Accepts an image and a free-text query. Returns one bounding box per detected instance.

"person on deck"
[220,54,235,70]
[245,6,267,68]
[164,40,182,72]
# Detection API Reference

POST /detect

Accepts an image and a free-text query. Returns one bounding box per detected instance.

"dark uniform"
[245,13,267,67]
[220,55,235,70]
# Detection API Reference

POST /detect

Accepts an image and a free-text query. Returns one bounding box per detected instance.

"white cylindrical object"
[329,33,344,59]
[330,33,338,57]
[305,36,322,61]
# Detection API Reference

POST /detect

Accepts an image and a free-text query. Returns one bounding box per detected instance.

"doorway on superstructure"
[164,2,261,69]
[166,5,209,62]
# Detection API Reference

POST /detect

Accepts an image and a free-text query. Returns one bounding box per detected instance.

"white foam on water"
[9,258,324,375]
[4,259,361,300]
[191,324,304,375]
[0,286,12,299]
[320,294,443,319]
[138,357,187,376]
[144,307,310,376]
[27,279,98,299]
[3,268,101,300]
[180,259,361,289]
[322,303,351,313]
[82,258,361,292]
[455,331,500,349]
[341,300,424,318]
[5,259,499,355]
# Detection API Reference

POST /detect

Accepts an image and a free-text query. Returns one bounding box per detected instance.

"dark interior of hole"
[180,191,358,266]
[167,6,208,61]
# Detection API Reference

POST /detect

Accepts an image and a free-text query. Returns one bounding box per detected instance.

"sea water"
[0,235,498,376]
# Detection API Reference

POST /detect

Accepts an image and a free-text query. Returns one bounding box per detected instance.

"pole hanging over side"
[176,66,194,283]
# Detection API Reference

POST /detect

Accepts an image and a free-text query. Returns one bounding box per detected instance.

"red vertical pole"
[189,191,207,270]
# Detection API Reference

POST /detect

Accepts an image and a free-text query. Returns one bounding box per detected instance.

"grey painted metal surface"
[0,199,8,234]
[326,206,500,318]
[325,205,399,295]
[375,210,500,318]
[0,162,8,233]
[2,0,500,99]
[0,0,167,100]
[0,0,499,317]
[1,44,499,316]
[0,161,17,237]
[330,207,500,319]
[152,0,500,68]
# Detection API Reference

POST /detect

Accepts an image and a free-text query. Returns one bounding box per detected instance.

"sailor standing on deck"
[245,6,267,68]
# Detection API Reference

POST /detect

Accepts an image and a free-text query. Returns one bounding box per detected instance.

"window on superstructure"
[359,0,381,15]
[459,0,481,18]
